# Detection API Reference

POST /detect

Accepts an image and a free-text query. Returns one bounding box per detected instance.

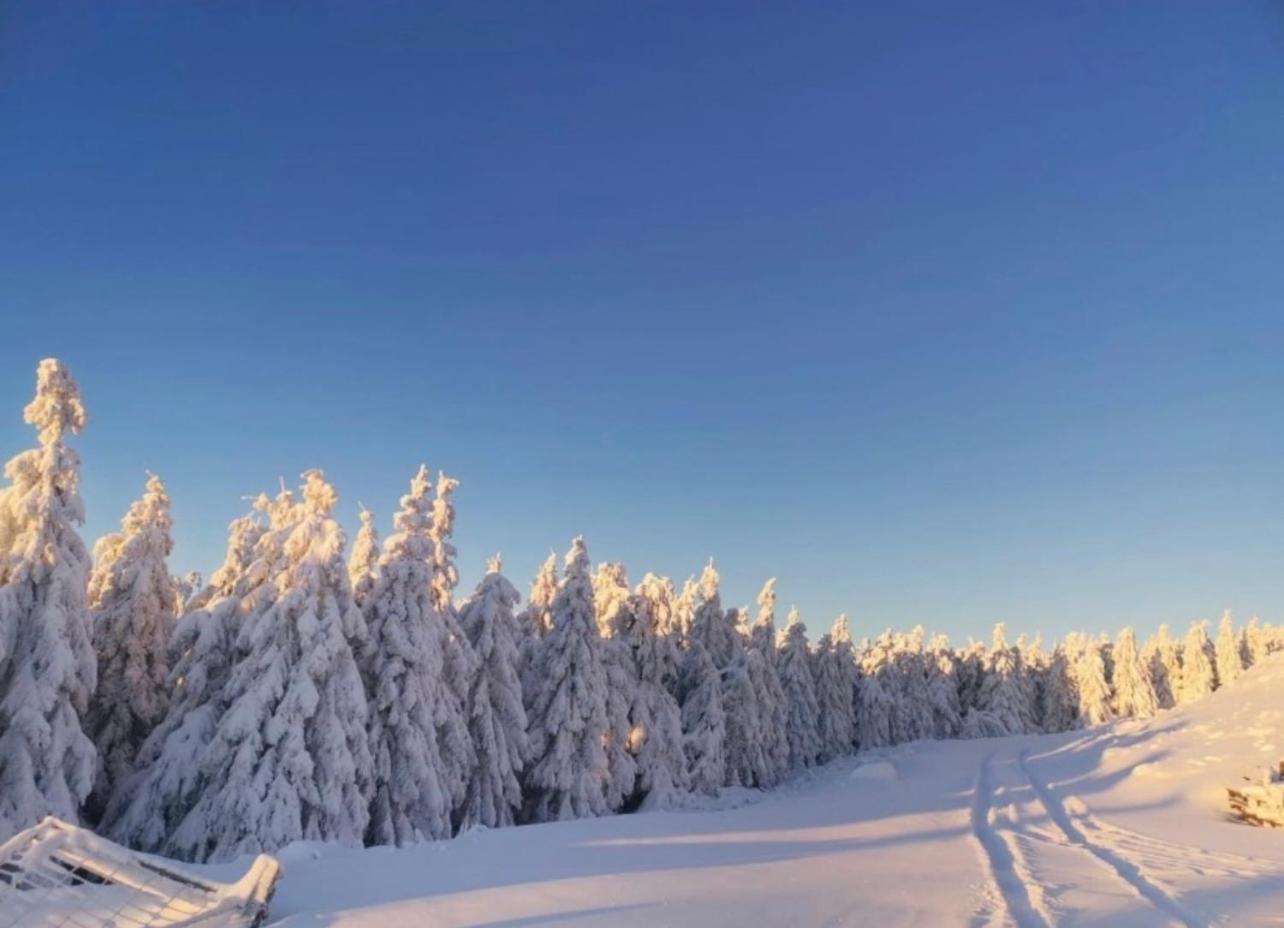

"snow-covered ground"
[268,655,1284,927]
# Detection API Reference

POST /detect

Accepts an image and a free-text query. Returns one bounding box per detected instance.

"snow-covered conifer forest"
[2,358,1283,863]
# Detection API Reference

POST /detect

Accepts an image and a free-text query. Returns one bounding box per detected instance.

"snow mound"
[848,760,897,782]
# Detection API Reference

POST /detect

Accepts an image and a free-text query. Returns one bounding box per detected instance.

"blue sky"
[2,2,1283,643]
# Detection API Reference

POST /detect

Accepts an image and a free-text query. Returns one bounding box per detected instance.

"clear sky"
[2,2,1283,644]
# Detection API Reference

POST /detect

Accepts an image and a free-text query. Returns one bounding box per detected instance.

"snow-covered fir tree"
[104,493,286,852]
[1070,633,1114,727]
[360,466,470,845]
[1040,643,1080,732]
[1215,609,1244,689]
[748,578,790,783]
[458,555,528,830]
[522,537,612,822]
[924,633,963,739]
[167,471,374,861]
[1110,628,1158,720]
[427,469,479,821]
[687,561,769,786]
[618,574,688,808]
[677,639,725,795]
[348,506,380,608]
[518,551,558,704]
[1143,624,1180,710]
[1178,620,1217,705]
[888,628,935,743]
[84,472,177,821]
[590,562,639,810]
[963,624,1038,737]
[520,552,558,640]
[811,615,858,762]
[0,359,96,840]
[777,608,821,768]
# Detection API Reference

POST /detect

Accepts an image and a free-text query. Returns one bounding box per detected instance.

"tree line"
[0,359,1278,861]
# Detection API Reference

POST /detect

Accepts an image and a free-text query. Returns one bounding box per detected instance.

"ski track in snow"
[1015,748,1203,928]
[970,751,1051,928]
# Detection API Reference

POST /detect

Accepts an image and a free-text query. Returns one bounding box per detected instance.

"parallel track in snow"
[970,747,1212,927]
[1016,749,1204,928]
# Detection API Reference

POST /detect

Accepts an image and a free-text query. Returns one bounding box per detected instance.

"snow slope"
[267,655,1284,927]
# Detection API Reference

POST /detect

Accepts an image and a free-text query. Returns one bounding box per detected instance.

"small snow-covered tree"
[348,506,380,608]
[748,579,789,783]
[1110,628,1158,719]
[591,562,639,810]
[1215,609,1244,689]
[1071,633,1114,727]
[458,555,528,830]
[520,552,558,640]
[0,359,97,841]
[1177,620,1217,705]
[924,634,962,739]
[812,615,858,762]
[522,537,612,822]
[677,640,725,795]
[778,608,821,768]
[1244,617,1268,667]
[621,575,688,808]
[1142,624,1180,710]
[361,466,469,846]
[965,624,1039,736]
[1040,644,1079,732]
[518,552,558,697]
[84,473,177,820]
[168,471,373,861]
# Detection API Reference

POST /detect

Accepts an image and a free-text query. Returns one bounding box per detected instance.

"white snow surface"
[265,654,1284,926]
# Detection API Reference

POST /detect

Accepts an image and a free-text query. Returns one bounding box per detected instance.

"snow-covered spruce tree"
[1018,634,1047,732]
[955,639,988,718]
[591,562,639,811]
[1071,633,1114,727]
[924,633,962,739]
[1040,644,1080,733]
[677,639,725,795]
[458,555,528,830]
[167,471,374,861]
[1142,624,1180,711]
[427,468,479,823]
[1178,620,1217,705]
[1244,617,1268,667]
[84,473,177,821]
[360,466,470,845]
[348,506,380,609]
[888,628,935,744]
[812,615,858,762]
[618,574,688,808]
[1110,628,1158,720]
[104,494,285,852]
[674,575,698,641]
[688,562,768,786]
[748,579,790,783]
[522,537,612,822]
[520,552,558,640]
[963,624,1038,737]
[1215,609,1244,689]
[778,608,821,768]
[0,359,96,840]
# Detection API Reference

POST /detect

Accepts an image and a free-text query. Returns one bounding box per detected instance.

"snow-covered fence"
[0,817,281,928]
[1226,761,1284,827]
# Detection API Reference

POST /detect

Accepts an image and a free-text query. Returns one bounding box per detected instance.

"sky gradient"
[3,2,1283,644]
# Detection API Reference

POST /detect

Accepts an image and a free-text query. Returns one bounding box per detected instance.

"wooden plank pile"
[1227,761,1284,827]
[0,816,281,928]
